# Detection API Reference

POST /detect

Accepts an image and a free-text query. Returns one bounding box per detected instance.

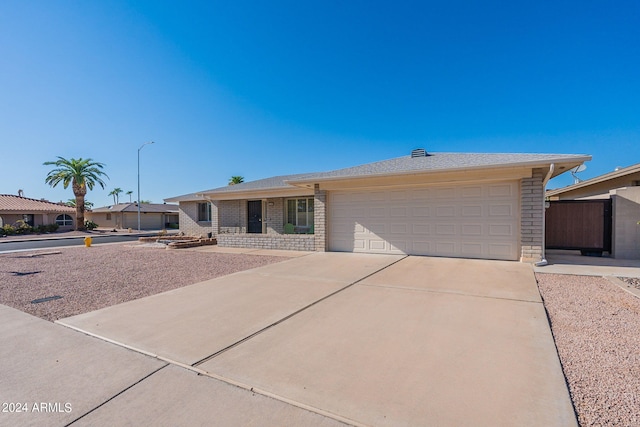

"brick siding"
[520,169,544,262]
[314,185,327,251]
[178,201,216,237]
[217,233,315,251]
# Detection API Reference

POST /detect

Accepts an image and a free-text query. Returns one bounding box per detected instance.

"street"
[0,234,143,253]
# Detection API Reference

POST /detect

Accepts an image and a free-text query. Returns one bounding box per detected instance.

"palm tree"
[66,199,94,210]
[109,187,123,204]
[44,157,108,231]
[126,190,133,202]
[229,176,244,185]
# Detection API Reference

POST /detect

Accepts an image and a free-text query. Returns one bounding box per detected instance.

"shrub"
[47,223,59,233]
[84,220,98,230]
[14,220,33,235]
[1,224,16,236]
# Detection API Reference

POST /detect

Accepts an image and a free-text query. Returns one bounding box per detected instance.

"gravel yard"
[0,244,290,322]
[536,273,640,427]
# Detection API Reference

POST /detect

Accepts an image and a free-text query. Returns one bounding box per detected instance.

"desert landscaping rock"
[620,277,640,291]
[0,244,289,321]
[536,273,640,427]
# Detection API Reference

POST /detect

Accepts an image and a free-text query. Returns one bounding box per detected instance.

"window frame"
[197,202,212,222]
[55,214,73,226]
[285,197,314,230]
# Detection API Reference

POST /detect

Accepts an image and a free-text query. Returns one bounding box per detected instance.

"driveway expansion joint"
[64,363,169,426]
[191,255,409,367]
[186,367,367,427]
[358,282,543,304]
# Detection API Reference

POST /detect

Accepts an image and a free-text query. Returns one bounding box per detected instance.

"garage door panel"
[489,184,514,197]
[368,223,387,234]
[436,224,456,235]
[329,181,519,260]
[461,242,483,257]
[436,206,456,217]
[489,224,513,236]
[434,187,456,199]
[412,223,431,234]
[435,241,456,255]
[411,189,430,201]
[489,204,513,216]
[354,223,366,233]
[412,207,430,217]
[461,205,483,217]
[489,243,514,259]
[390,224,408,234]
[369,240,386,251]
[461,186,483,198]
[461,224,483,236]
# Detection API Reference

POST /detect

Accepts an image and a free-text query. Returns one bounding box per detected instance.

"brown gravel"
[536,273,640,427]
[0,244,290,322]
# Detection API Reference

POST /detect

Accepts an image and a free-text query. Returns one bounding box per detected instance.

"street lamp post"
[137,141,155,231]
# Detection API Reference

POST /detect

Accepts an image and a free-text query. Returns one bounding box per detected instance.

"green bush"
[34,224,59,233]
[14,220,33,235]
[1,224,16,236]
[84,220,98,230]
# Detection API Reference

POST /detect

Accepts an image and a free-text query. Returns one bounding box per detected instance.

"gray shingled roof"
[166,152,589,200]
[165,173,316,201]
[288,153,590,183]
[91,203,178,213]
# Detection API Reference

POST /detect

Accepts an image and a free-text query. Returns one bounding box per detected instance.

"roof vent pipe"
[411,148,428,158]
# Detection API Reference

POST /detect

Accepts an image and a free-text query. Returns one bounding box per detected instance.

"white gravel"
[536,273,640,427]
[0,244,289,322]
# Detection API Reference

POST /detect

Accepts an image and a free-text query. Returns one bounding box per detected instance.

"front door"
[247,200,263,233]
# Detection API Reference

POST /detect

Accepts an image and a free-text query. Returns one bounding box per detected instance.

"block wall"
[520,169,544,262]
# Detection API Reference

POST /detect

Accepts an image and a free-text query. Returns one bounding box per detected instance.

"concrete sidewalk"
[0,304,343,426]
[535,250,640,278]
[53,253,576,426]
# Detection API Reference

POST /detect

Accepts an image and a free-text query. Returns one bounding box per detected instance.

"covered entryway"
[328,181,520,260]
[247,200,263,233]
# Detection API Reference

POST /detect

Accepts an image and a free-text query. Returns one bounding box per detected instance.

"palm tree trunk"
[73,181,87,231]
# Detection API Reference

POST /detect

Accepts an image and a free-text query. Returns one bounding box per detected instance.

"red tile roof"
[0,195,75,213]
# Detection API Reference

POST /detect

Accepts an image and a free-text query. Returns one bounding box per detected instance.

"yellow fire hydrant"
[84,236,92,247]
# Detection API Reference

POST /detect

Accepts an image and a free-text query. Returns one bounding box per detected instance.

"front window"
[56,214,73,226]
[22,214,34,227]
[198,202,211,222]
[286,198,314,232]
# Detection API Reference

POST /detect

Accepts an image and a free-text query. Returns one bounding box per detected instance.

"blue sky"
[1,1,639,207]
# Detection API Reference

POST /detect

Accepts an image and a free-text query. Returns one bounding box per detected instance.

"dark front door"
[247,200,263,233]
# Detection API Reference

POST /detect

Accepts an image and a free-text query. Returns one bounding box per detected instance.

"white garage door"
[328,182,520,261]
[124,214,163,230]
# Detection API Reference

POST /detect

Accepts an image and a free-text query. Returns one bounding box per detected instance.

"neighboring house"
[86,203,179,230]
[547,162,640,259]
[0,194,76,230]
[166,150,589,262]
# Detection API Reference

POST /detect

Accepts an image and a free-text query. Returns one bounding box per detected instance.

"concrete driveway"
[55,253,575,426]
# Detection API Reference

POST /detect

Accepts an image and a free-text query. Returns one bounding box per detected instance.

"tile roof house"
[86,203,179,230]
[546,162,640,259]
[166,150,590,262]
[0,194,76,230]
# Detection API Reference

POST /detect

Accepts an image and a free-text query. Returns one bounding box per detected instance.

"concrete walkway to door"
[56,253,576,426]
